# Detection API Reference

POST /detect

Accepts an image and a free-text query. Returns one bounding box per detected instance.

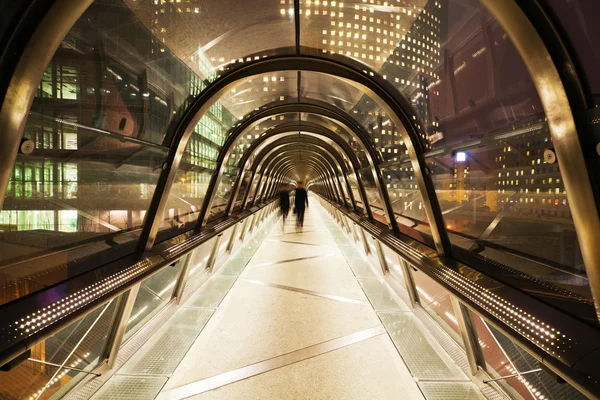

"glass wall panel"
[124,258,185,340]
[0,115,165,297]
[412,269,463,347]
[299,0,591,308]
[186,237,217,288]
[292,0,593,318]
[208,167,239,222]
[246,174,262,207]
[471,312,587,400]
[218,71,298,127]
[299,75,422,161]
[216,227,235,260]
[381,164,430,241]
[300,72,364,113]
[39,0,209,147]
[300,114,353,143]
[125,0,295,82]
[346,173,363,210]
[0,298,118,399]
[233,171,253,212]
[544,1,600,105]
[160,113,225,232]
[358,167,386,225]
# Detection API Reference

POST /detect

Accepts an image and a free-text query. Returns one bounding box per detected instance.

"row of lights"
[11,258,157,338]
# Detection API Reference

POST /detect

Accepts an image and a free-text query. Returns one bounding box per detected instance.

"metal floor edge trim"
[64,213,280,400]
[316,202,510,400]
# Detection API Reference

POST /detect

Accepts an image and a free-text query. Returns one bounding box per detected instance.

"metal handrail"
[315,193,600,399]
[0,198,277,369]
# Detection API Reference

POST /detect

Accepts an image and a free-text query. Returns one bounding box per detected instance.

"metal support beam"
[172,254,193,304]
[242,171,259,209]
[239,218,250,242]
[206,234,222,273]
[226,223,239,254]
[102,283,140,369]
[374,239,389,275]
[359,227,370,255]
[451,296,486,376]
[399,257,420,308]
[226,121,368,217]
[350,221,360,242]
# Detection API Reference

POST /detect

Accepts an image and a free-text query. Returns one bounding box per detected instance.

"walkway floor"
[91,201,484,400]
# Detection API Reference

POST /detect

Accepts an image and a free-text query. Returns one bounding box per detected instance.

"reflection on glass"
[346,173,363,210]
[186,238,217,288]
[544,1,600,104]
[125,0,294,80]
[471,312,587,400]
[124,259,184,340]
[412,269,463,347]
[161,111,230,231]
[0,299,117,399]
[358,167,386,225]
[208,167,239,222]
[381,164,430,240]
[0,112,165,301]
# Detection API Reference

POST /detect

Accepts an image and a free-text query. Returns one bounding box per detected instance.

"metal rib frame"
[199,100,387,229]
[226,134,358,214]
[263,143,350,207]
[223,126,359,211]
[226,121,369,215]
[137,55,451,254]
[244,140,353,207]
[255,154,336,204]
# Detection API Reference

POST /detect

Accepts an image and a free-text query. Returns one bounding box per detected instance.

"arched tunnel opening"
[0,0,600,399]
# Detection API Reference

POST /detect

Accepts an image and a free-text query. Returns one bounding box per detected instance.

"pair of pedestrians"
[278,182,309,229]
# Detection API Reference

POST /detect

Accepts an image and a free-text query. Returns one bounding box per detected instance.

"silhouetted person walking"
[294,182,309,229]
[278,184,290,227]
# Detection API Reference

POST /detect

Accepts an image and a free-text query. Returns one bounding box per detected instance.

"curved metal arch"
[275,163,326,197]
[271,161,332,201]
[246,122,358,169]
[278,164,330,199]
[195,102,381,228]
[250,142,351,208]
[199,101,387,231]
[139,54,450,250]
[215,101,397,225]
[242,137,354,209]
[225,123,369,217]
[252,135,356,205]
[259,162,325,204]
[247,135,351,173]
[255,152,340,204]
[237,143,339,207]
[254,151,342,205]
[221,100,374,152]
